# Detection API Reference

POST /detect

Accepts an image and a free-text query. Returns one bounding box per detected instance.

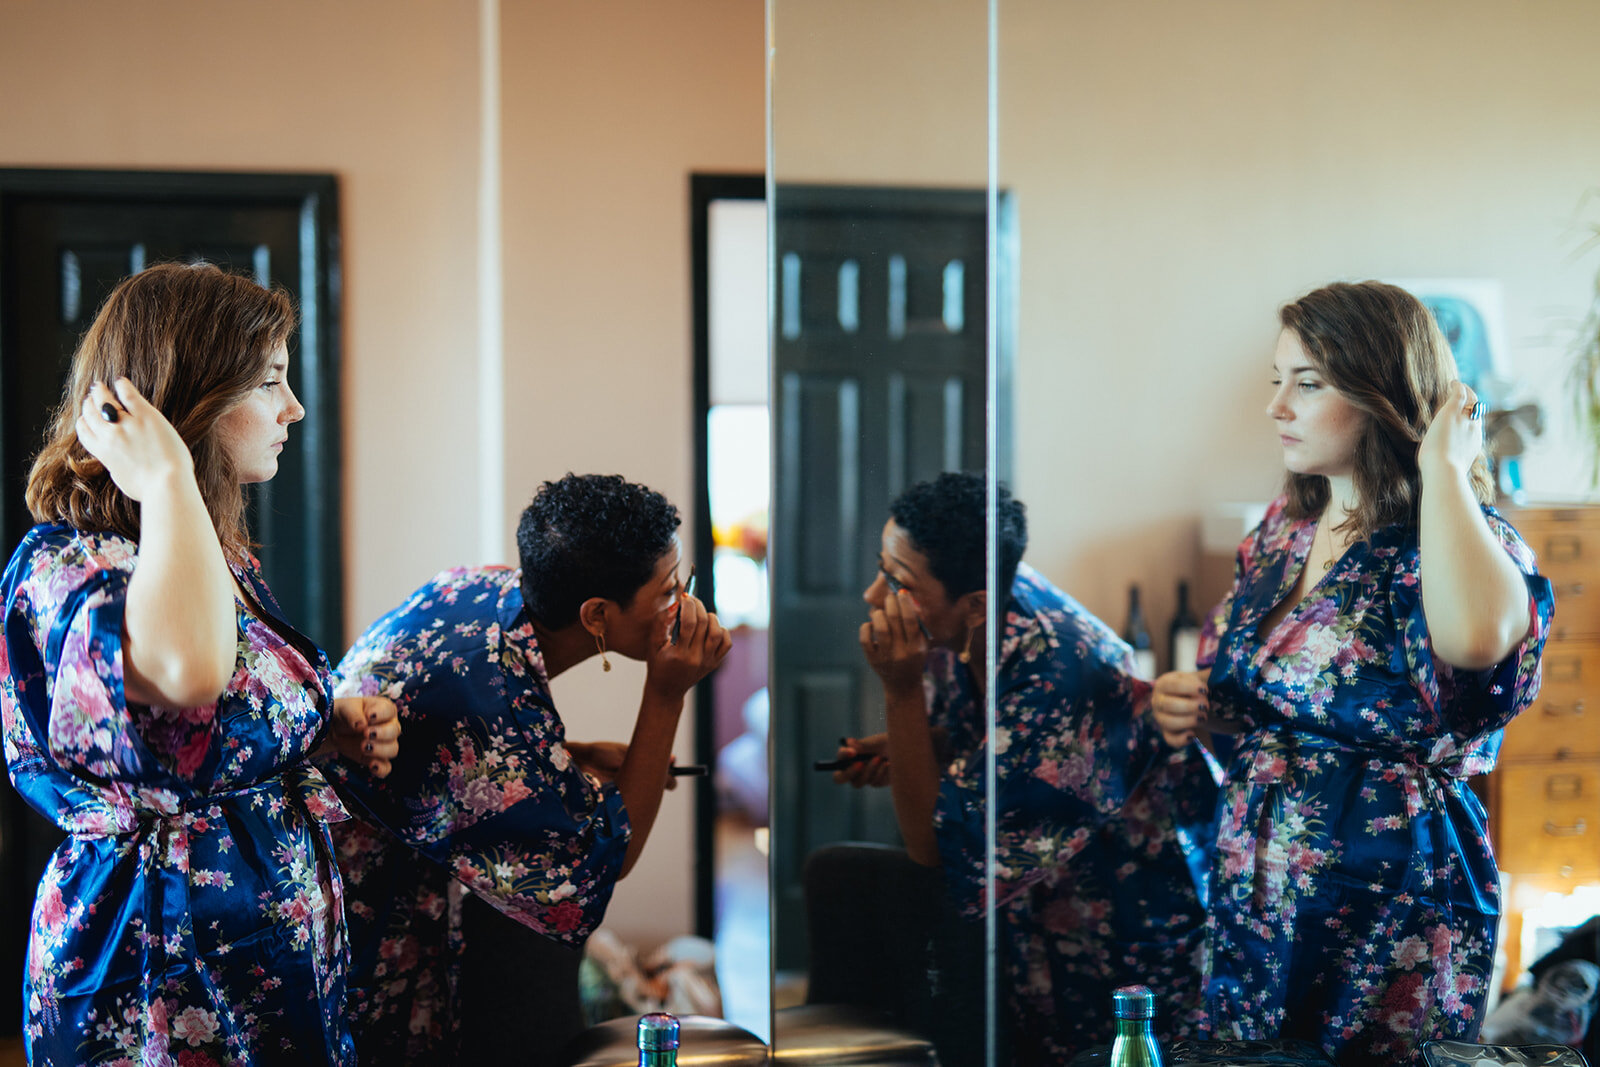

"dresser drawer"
[1512,511,1600,638]
[1492,760,1600,880]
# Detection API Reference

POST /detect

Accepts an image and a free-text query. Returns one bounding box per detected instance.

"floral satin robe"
[1,524,354,1066]
[1198,498,1554,1066]
[931,564,1222,1064]
[323,566,629,1062]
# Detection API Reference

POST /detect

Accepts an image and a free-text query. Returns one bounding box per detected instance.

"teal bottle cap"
[639,1012,681,1051]
[1112,984,1155,1020]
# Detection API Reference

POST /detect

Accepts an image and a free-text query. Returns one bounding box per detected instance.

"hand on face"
[643,593,732,700]
[75,378,195,502]
[1417,381,1485,483]
[859,586,930,692]
[1149,670,1208,748]
[328,696,403,777]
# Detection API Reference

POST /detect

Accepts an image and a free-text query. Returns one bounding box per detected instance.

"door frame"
[689,172,766,938]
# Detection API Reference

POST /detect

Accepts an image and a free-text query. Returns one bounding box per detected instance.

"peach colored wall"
[0,0,484,638]
[500,1,763,946]
[997,0,1600,645]
[772,0,988,185]
[0,0,764,946]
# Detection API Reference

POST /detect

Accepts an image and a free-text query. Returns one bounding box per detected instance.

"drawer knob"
[1542,701,1587,717]
[1544,819,1588,837]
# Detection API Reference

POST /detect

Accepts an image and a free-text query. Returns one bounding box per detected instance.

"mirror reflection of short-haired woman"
[1151,281,1555,1065]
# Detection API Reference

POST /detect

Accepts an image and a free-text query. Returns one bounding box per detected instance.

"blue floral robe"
[1199,497,1554,1066]
[0,524,355,1066]
[323,566,629,1062]
[930,563,1222,1064]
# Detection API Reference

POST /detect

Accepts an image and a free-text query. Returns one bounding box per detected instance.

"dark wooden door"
[770,185,1009,969]
[0,169,341,1033]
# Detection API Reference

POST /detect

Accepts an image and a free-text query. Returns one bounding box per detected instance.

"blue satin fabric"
[324,566,629,1062]
[1198,499,1555,1066]
[930,564,1222,1064]
[2,524,355,1066]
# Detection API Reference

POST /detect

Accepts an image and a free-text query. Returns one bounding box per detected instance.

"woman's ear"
[577,597,610,637]
[959,589,987,630]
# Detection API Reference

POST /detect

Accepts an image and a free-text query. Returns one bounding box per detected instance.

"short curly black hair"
[888,472,1027,598]
[516,473,682,628]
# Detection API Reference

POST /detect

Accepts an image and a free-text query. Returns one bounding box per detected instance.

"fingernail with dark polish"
[364,742,374,753]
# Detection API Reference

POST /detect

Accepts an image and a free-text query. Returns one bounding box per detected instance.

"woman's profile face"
[1266,329,1365,480]
[215,342,305,484]
[606,535,686,660]
[862,519,963,648]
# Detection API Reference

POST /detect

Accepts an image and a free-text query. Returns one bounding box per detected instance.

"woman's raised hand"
[859,587,929,693]
[1150,669,1208,748]
[644,593,732,700]
[1417,380,1485,482]
[74,378,196,502]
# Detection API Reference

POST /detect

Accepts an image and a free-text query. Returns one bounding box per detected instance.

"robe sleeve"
[329,615,629,947]
[15,532,214,791]
[1388,507,1554,743]
[932,662,1150,917]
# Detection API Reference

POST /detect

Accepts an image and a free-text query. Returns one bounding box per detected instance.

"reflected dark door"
[771,185,1008,969]
[0,169,341,1033]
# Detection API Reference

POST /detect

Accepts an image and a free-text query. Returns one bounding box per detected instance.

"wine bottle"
[1168,580,1202,675]
[638,1012,679,1067]
[1123,585,1156,681]
[1109,985,1163,1066]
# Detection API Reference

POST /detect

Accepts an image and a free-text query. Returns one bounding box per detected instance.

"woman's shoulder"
[6,524,137,594]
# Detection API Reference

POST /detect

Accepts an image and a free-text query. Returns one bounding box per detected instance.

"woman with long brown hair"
[1151,281,1554,1065]
[1,262,396,1065]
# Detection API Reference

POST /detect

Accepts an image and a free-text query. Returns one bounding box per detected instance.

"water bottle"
[1109,985,1162,1067]
[637,1011,680,1067]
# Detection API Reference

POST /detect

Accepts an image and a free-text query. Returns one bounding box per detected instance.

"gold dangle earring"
[959,623,978,665]
[596,631,611,672]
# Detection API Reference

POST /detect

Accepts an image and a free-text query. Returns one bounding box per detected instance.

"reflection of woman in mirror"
[1,263,399,1064]
[829,472,1220,1064]
[323,474,730,1064]
[1151,281,1554,1065]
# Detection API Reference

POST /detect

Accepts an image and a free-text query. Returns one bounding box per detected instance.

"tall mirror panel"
[767,2,1002,1063]
[996,2,1600,1063]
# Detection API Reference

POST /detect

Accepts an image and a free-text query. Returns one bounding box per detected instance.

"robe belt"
[65,760,349,839]
[1237,726,1476,782]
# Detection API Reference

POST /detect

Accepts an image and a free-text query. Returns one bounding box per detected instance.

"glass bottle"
[1109,985,1163,1067]
[1122,584,1156,680]
[637,1011,680,1067]
[1168,580,1202,674]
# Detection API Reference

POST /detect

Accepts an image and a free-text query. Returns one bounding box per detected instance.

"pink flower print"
[178,1051,220,1067]
[145,997,170,1036]
[35,883,66,929]
[549,899,584,933]
[172,727,212,778]
[1390,935,1429,969]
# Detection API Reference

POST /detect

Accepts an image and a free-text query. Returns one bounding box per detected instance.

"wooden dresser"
[1490,505,1600,980]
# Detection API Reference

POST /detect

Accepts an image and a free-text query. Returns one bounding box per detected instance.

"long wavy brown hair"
[25,262,296,561]
[1280,281,1493,540]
